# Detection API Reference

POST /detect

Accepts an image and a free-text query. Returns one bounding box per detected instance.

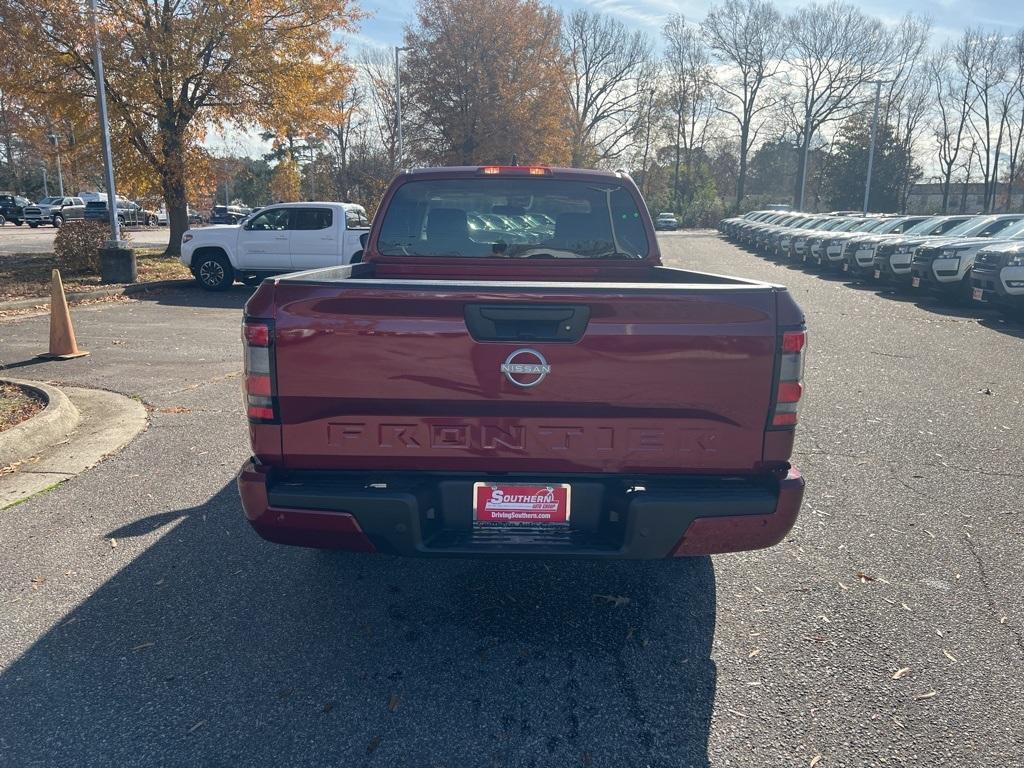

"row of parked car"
[718,209,1024,318]
[0,193,162,228]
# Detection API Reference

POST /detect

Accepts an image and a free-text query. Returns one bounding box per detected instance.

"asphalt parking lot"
[1,232,1022,767]
[0,223,171,255]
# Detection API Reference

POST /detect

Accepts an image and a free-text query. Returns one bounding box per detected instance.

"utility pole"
[42,166,49,197]
[395,46,408,168]
[48,133,65,197]
[89,0,134,282]
[863,80,886,215]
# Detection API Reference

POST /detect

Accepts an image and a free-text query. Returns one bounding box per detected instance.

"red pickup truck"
[237,166,806,558]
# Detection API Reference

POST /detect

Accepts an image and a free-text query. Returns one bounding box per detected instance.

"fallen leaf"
[1000,616,1007,624]
[942,649,957,662]
[387,694,401,712]
[157,405,191,413]
[188,720,205,733]
[593,594,630,608]
[810,756,822,767]
[856,572,876,583]
[901,603,912,612]
[838,581,849,591]
[581,751,593,766]
[109,538,118,549]
[892,667,911,680]
[132,642,155,652]
[935,628,944,638]
[748,648,761,658]
[367,736,382,754]
[625,627,636,641]
[914,690,937,700]
[31,576,45,589]
[322,702,334,713]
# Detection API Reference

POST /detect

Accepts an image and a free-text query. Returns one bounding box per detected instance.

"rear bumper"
[238,461,805,559]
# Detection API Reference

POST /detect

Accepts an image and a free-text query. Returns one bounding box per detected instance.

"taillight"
[771,330,805,428]
[243,318,277,422]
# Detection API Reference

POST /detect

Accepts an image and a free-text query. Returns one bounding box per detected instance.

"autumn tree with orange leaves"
[403,0,571,166]
[0,0,361,253]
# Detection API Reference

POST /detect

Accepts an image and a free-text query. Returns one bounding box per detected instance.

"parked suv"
[23,196,86,227]
[870,215,974,287]
[971,241,1024,318]
[0,193,31,226]
[910,214,1024,301]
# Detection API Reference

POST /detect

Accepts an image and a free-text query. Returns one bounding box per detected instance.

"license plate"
[842,262,848,272]
[873,269,881,279]
[912,276,921,288]
[473,483,571,525]
[972,287,985,302]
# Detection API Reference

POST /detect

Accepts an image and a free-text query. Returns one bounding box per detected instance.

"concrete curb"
[0,386,148,509]
[0,278,194,312]
[0,378,81,467]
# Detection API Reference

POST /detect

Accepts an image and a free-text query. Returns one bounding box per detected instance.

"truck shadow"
[129,283,256,310]
[0,483,716,767]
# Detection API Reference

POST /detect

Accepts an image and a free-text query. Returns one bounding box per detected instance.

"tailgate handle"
[465,304,590,342]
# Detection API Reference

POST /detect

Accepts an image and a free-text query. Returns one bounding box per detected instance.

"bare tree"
[958,29,1010,212]
[563,10,654,167]
[701,0,786,209]
[930,45,975,213]
[357,48,401,167]
[1003,29,1024,211]
[784,1,891,209]
[662,14,719,208]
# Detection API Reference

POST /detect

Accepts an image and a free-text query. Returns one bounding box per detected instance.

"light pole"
[798,125,812,211]
[48,133,65,197]
[89,0,134,283]
[862,80,888,215]
[89,0,123,246]
[395,46,408,168]
[42,166,49,198]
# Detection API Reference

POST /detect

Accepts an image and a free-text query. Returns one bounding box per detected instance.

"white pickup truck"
[179,202,371,290]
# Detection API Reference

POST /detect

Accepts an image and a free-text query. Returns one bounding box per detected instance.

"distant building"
[906,182,1024,214]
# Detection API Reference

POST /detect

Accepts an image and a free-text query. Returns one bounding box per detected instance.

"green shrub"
[54,221,130,274]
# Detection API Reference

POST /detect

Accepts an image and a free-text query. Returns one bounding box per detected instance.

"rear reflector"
[776,381,803,403]
[246,374,272,397]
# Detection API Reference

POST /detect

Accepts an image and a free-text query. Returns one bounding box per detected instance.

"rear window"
[377,178,650,259]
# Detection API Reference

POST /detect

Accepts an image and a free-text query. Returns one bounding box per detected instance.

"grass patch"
[0,382,45,433]
[0,248,191,303]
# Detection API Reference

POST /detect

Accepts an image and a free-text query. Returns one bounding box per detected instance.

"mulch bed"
[0,382,45,433]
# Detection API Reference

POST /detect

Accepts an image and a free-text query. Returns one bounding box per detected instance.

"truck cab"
[180,202,371,290]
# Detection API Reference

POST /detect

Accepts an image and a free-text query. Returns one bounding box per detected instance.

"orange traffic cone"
[38,269,89,360]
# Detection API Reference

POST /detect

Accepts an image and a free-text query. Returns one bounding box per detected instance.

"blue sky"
[347,0,1023,51]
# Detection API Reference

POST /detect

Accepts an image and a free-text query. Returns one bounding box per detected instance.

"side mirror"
[359,232,369,248]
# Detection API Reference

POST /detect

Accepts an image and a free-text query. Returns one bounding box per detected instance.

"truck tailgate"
[271,281,779,474]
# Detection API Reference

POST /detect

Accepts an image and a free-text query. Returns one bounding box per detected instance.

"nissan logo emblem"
[501,348,551,388]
